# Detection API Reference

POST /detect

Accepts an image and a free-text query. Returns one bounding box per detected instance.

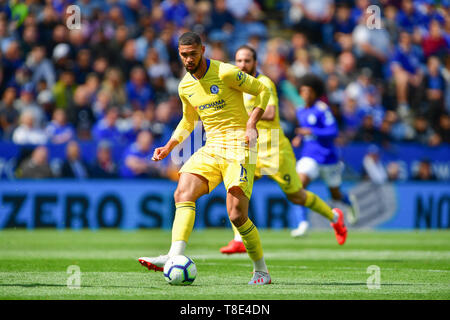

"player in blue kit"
[292,74,359,237]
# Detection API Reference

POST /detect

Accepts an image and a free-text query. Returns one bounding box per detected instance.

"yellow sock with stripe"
[304,190,335,221]
[236,218,267,272]
[171,201,196,243]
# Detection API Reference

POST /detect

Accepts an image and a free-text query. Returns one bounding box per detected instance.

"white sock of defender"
[253,257,269,273]
[168,240,187,256]
[234,233,242,242]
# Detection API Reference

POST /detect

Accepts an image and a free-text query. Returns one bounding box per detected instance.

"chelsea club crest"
[210,85,219,94]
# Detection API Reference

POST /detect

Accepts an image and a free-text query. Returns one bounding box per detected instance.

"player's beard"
[185,56,202,75]
[242,65,256,77]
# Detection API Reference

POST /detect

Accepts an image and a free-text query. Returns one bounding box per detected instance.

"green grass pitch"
[0,229,449,300]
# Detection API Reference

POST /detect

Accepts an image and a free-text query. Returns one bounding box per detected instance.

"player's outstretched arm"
[245,107,264,147]
[152,139,179,161]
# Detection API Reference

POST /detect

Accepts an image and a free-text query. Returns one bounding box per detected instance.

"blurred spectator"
[442,54,450,113]
[90,140,118,179]
[413,159,436,181]
[99,67,128,113]
[73,49,93,84]
[119,39,141,80]
[421,55,446,122]
[359,87,385,129]
[45,109,75,144]
[412,114,441,146]
[386,161,402,182]
[120,130,162,178]
[336,51,357,87]
[208,0,235,42]
[226,0,254,20]
[362,144,388,185]
[290,0,335,45]
[352,9,391,79]
[119,109,151,145]
[37,89,55,120]
[92,107,122,143]
[12,110,47,145]
[436,113,450,144]
[396,0,423,34]
[52,69,76,110]
[2,41,24,89]
[341,95,364,141]
[422,19,448,59]
[26,44,56,89]
[135,27,169,63]
[355,114,378,143]
[0,87,19,139]
[126,66,154,111]
[17,146,54,179]
[161,0,190,28]
[389,31,424,118]
[60,140,90,179]
[67,86,95,140]
[14,83,45,127]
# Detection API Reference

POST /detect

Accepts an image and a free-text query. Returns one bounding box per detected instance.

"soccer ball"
[163,255,197,285]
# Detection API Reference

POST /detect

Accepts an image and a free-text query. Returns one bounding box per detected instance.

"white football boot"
[138,255,169,272]
[347,193,360,225]
[291,221,310,238]
[248,271,272,285]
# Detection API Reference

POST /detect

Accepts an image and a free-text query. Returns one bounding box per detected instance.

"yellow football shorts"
[255,134,303,195]
[179,144,257,199]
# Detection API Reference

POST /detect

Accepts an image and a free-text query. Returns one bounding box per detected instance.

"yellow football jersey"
[171,59,270,149]
[243,73,281,131]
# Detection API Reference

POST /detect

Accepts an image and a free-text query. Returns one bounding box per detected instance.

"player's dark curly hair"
[178,32,202,46]
[298,73,326,98]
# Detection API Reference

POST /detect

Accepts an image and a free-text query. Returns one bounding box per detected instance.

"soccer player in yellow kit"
[220,45,347,254]
[138,32,273,284]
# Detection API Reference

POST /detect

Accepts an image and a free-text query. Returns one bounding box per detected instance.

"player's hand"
[296,127,312,136]
[245,126,258,148]
[291,135,302,148]
[152,146,170,161]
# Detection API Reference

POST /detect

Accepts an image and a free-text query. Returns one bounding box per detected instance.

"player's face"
[299,86,316,106]
[235,49,256,75]
[179,44,205,74]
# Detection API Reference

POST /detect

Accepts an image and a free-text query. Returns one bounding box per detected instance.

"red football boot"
[220,240,246,254]
[331,208,347,245]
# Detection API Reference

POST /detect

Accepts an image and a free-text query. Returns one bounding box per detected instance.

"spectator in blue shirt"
[46,108,75,144]
[396,0,425,34]
[390,31,424,118]
[422,55,446,122]
[126,66,154,110]
[92,107,122,143]
[120,130,162,179]
[161,0,190,28]
[90,140,118,179]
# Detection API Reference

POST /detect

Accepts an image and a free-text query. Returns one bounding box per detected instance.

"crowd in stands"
[0,0,449,180]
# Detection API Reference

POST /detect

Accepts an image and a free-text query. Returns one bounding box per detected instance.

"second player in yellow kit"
[220,45,348,254]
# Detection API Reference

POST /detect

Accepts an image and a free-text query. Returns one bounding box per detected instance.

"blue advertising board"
[0,179,448,230]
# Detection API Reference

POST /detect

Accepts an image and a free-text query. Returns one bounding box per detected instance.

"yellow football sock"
[236,218,263,262]
[304,190,334,221]
[172,201,196,243]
